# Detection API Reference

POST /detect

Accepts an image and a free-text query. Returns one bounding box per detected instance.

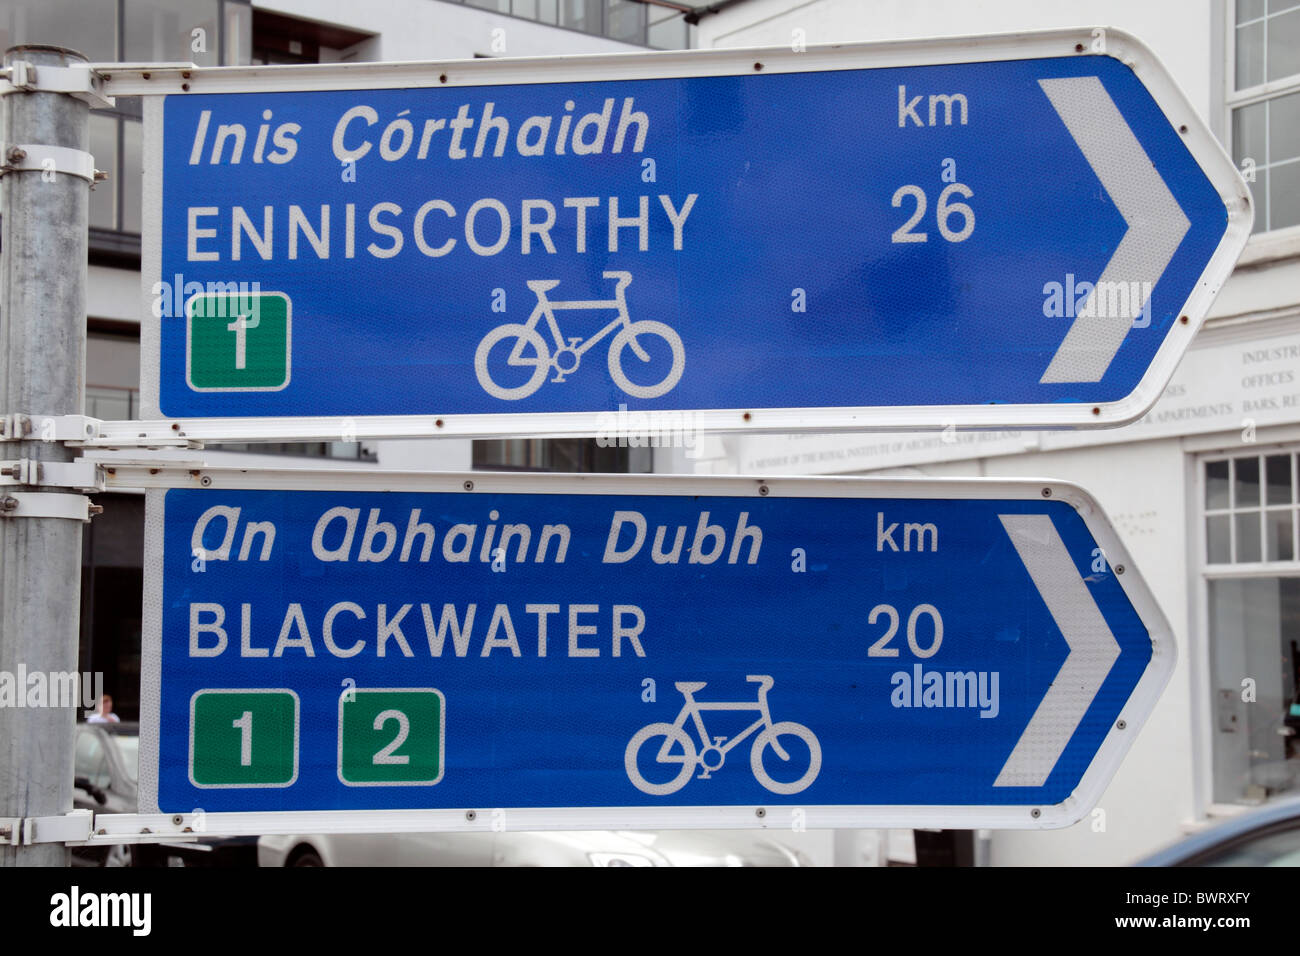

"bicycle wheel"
[474,324,550,400]
[607,321,685,399]
[625,722,697,796]
[750,722,821,796]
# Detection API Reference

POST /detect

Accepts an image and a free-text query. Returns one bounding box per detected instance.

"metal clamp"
[25,810,94,845]
[0,811,94,846]
[0,492,92,521]
[1,143,102,185]
[0,414,102,442]
[0,61,113,107]
[0,458,104,491]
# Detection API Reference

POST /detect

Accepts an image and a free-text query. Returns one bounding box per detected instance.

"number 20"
[867,603,944,658]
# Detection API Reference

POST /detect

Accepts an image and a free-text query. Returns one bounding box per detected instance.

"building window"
[1202,448,1300,807]
[0,0,252,258]
[474,437,651,472]
[1229,1,1300,234]
[447,0,689,49]
[1204,451,1298,564]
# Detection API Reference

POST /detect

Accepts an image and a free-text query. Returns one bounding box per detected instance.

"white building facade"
[672,0,1300,865]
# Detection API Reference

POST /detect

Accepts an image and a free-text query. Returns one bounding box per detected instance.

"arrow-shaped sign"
[996,513,1122,788]
[125,467,1173,831]
[1038,76,1191,384]
[114,27,1251,445]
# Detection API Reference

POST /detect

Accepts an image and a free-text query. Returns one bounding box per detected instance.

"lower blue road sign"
[137,470,1172,829]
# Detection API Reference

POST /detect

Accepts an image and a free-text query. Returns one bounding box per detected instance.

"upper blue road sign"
[134,29,1250,438]
[136,469,1173,830]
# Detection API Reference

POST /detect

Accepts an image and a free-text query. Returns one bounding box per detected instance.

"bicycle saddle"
[526,279,562,293]
[675,681,707,694]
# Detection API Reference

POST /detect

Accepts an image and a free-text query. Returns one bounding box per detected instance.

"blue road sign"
[135,30,1249,438]
[137,470,1172,829]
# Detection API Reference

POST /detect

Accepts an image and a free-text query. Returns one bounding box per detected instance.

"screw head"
[1041,487,1052,498]
[755,807,766,818]
[172,814,184,826]
[1116,564,1125,574]
[200,475,212,487]
[465,810,477,822]
[1117,719,1127,730]
[758,485,769,496]
[463,480,474,491]
[1030,808,1041,819]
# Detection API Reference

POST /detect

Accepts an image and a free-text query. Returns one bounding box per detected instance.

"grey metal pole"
[0,45,91,866]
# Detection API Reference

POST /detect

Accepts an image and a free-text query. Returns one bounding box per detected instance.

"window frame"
[1195,440,1300,820]
[1224,0,1300,236]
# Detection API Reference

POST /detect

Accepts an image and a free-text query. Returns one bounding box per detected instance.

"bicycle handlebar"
[746,675,775,691]
[601,270,633,291]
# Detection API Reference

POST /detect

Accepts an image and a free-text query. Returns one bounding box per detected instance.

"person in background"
[86,694,119,724]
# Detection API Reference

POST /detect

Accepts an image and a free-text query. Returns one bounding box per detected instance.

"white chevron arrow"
[994,513,1120,788]
[1038,76,1190,384]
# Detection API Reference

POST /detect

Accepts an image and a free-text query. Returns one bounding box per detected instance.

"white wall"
[696,0,1216,122]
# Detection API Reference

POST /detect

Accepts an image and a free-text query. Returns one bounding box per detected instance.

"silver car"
[259,829,811,867]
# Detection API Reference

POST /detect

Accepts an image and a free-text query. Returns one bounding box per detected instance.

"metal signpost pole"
[0,46,92,865]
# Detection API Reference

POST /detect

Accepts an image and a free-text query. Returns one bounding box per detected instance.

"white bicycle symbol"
[625,675,822,796]
[474,271,685,400]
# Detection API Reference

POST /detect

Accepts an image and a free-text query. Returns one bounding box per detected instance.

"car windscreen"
[114,734,139,783]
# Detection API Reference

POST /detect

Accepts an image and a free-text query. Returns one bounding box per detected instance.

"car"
[259,829,812,867]
[73,721,257,867]
[1135,795,1300,866]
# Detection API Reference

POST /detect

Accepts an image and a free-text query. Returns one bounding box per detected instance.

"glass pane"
[1251,165,1270,233]
[648,12,688,50]
[1271,160,1300,231]
[88,114,117,230]
[1208,514,1232,563]
[606,0,646,43]
[1239,0,1266,19]
[85,387,132,421]
[466,0,511,11]
[121,119,142,234]
[1269,0,1300,14]
[1237,20,1266,88]
[1266,510,1295,560]
[1208,577,1300,805]
[1268,8,1300,82]
[560,0,601,34]
[224,0,252,65]
[1270,91,1300,164]
[1267,454,1294,504]
[1233,102,1266,166]
[537,0,559,25]
[513,0,540,18]
[1207,459,1231,509]
[1236,511,1263,561]
[0,0,117,62]
[1235,456,1261,507]
[124,0,221,66]
[1201,827,1300,866]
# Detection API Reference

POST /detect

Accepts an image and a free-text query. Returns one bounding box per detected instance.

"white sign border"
[127,26,1252,441]
[129,466,1174,834]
